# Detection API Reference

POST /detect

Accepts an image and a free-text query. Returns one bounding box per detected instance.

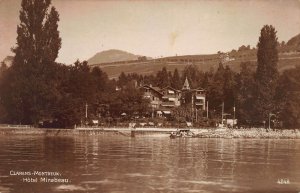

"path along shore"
[0,126,300,139]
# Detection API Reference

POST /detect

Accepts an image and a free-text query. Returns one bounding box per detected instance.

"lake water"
[0,134,300,193]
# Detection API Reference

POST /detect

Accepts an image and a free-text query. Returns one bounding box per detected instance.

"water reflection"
[0,135,299,193]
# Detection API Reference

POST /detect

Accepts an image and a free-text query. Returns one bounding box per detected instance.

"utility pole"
[195,108,198,123]
[84,102,88,127]
[191,93,194,124]
[221,102,224,127]
[268,114,271,130]
[233,102,236,125]
[152,106,154,119]
[206,101,209,119]
[85,102,88,119]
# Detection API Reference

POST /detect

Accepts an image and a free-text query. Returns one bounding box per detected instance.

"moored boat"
[170,129,195,139]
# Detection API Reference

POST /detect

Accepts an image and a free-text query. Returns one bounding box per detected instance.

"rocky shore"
[0,126,299,139]
[193,128,300,139]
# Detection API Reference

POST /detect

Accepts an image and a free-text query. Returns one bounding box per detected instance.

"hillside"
[287,33,300,47]
[90,53,300,79]
[88,34,300,79]
[87,49,149,65]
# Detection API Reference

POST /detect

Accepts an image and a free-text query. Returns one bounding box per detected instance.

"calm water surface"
[0,134,300,193]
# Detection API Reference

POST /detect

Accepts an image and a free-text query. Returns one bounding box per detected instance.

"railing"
[0,124,33,128]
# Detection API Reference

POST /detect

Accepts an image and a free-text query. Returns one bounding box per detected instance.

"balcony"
[195,94,205,99]
[161,101,175,107]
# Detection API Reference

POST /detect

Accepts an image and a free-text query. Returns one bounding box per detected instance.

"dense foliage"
[0,2,299,128]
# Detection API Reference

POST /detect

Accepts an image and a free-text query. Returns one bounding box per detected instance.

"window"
[168,90,175,94]
[169,97,175,101]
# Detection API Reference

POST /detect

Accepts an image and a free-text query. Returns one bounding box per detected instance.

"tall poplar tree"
[171,68,181,90]
[254,25,279,123]
[1,0,61,124]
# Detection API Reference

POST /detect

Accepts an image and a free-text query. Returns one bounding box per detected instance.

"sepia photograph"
[0,0,300,192]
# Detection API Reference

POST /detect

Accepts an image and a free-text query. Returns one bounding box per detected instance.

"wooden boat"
[170,129,195,139]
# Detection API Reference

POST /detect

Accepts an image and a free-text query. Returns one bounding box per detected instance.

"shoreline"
[0,127,300,139]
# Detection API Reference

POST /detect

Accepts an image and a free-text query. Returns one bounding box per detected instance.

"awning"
[92,120,99,124]
[196,96,205,100]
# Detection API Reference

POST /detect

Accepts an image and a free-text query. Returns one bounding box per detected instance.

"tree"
[0,62,8,122]
[0,62,7,76]
[1,0,61,124]
[110,85,150,117]
[171,68,181,90]
[118,72,128,87]
[181,64,203,88]
[156,67,169,88]
[201,68,214,90]
[223,65,235,113]
[53,61,107,127]
[235,62,256,125]
[206,63,225,112]
[13,0,61,67]
[254,25,279,124]
[168,71,173,86]
[276,66,300,128]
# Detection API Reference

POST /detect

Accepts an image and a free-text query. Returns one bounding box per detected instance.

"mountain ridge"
[87,49,149,65]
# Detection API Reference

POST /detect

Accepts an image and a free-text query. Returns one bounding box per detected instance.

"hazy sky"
[1,0,300,64]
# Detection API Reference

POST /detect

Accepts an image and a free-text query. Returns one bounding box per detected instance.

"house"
[181,78,206,110]
[140,85,163,109]
[140,77,206,117]
[160,86,181,108]
[194,88,206,110]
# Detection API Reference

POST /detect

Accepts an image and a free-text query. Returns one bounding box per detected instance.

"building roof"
[194,87,205,91]
[162,86,181,93]
[140,85,163,96]
[151,86,162,93]
[182,77,190,90]
[162,95,178,98]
